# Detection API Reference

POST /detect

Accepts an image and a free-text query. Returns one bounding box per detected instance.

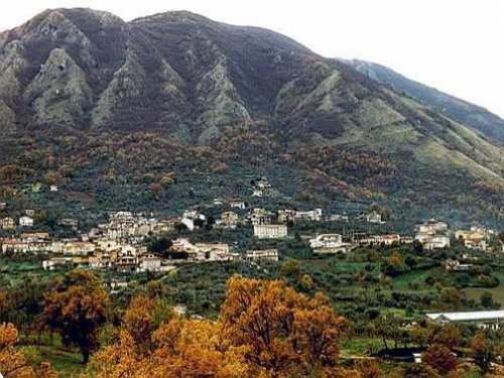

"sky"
[1,0,503,118]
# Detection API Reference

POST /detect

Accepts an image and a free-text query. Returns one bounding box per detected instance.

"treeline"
[2,269,504,377]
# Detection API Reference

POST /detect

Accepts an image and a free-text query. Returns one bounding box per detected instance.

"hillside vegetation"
[1,8,504,224]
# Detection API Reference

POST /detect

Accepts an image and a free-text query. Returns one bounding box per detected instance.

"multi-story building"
[295,208,323,222]
[138,254,163,272]
[1,217,16,230]
[253,224,288,239]
[170,238,234,262]
[19,216,34,227]
[455,229,488,251]
[217,211,239,229]
[245,249,279,262]
[415,219,450,250]
[249,208,274,225]
[309,234,351,254]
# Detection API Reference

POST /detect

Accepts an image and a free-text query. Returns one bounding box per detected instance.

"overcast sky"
[1,0,503,117]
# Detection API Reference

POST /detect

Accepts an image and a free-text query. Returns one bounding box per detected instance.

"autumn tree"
[422,343,457,375]
[89,276,351,377]
[122,295,157,354]
[0,323,36,377]
[429,323,461,349]
[87,329,151,377]
[39,270,108,363]
[122,294,172,354]
[219,276,347,375]
[89,312,250,377]
[150,318,250,377]
[470,331,495,373]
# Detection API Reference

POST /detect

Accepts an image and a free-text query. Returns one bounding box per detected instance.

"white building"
[170,238,233,262]
[443,259,473,271]
[181,218,195,231]
[138,254,162,272]
[181,210,206,231]
[415,234,450,250]
[309,234,351,254]
[1,217,16,230]
[43,257,73,270]
[356,234,401,247]
[2,240,35,254]
[96,239,121,252]
[245,249,279,262]
[417,219,448,234]
[426,311,504,329]
[63,241,96,256]
[251,177,271,197]
[455,229,487,251]
[229,201,246,210]
[19,216,34,227]
[415,219,450,250]
[365,211,384,224]
[295,208,323,222]
[328,214,349,222]
[253,224,288,239]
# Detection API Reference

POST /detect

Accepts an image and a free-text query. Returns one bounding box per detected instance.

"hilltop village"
[0,177,501,276]
[4,176,504,376]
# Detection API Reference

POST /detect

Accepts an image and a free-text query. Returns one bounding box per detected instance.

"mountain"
[1,8,504,226]
[346,59,504,144]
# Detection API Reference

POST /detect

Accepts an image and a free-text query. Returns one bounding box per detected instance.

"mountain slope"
[346,59,504,144]
[1,8,504,225]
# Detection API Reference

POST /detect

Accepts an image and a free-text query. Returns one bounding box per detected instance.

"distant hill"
[346,59,504,144]
[1,8,504,225]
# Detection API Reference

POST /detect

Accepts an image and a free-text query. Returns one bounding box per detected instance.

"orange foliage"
[423,343,457,375]
[220,277,347,375]
[39,270,108,363]
[122,294,172,354]
[89,277,349,378]
[0,323,35,378]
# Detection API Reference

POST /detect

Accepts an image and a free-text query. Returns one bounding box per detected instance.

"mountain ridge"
[1,8,504,225]
[345,59,504,144]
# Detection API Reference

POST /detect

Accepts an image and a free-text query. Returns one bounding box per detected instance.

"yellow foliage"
[89,277,348,378]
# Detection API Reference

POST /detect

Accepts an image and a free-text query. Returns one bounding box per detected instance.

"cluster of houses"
[307,232,415,255]
[2,194,501,275]
[167,238,279,263]
[1,209,36,230]
[0,206,284,272]
[0,211,177,273]
[414,219,451,250]
[305,219,498,256]
[454,226,492,251]
[309,234,352,254]
[413,219,496,252]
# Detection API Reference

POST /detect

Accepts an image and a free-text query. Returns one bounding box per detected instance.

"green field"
[21,345,84,377]
[464,286,504,307]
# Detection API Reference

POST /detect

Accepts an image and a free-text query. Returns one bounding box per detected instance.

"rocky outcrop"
[25,48,93,126]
